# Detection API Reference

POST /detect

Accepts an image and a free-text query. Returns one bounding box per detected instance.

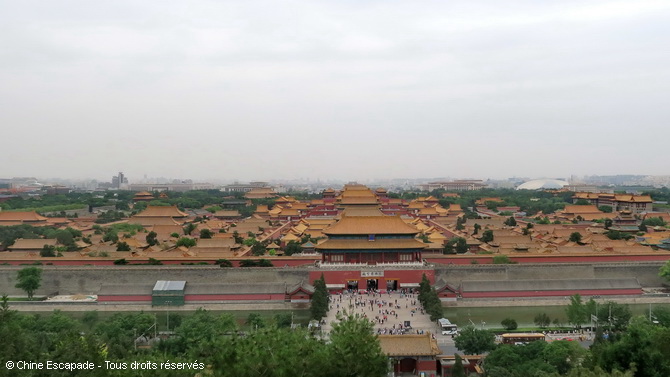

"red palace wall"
[417,360,437,374]
[427,254,670,265]
[185,294,287,301]
[0,258,317,267]
[462,288,642,299]
[310,269,434,290]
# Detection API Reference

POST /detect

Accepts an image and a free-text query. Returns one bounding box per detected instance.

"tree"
[443,238,456,254]
[604,218,613,229]
[215,259,232,267]
[452,354,466,377]
[480,230,494,243]
[40,244,56,257]
[284,240,302,256]
[145,231,158,246]
[116,241,130,251]
[566,294,587,328]
[311,274,328,320]
[534,312,551,328]
[493,255,514,264]
[504,216,517,226]
[176,237,197,248]
[454,325,496,354]
[55,229,74,248]
[590,316,669,377]
[274,313,293,328]
[246,313,266,330]
[569,232,583,244]
[473,223,481,235]
[596,302,632,331]
[183,223,196,235]
[251,241,266,256]
[102,230,119,243]
[327,315,388,377]
[501,318,518,330]
[232,231,243,244]
[455,237,468,253]
[199,229,213,239]
[15,267,42,300]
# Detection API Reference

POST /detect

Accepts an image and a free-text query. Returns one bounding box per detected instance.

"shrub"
[501,318,518,330]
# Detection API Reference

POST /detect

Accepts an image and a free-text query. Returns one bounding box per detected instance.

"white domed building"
[516,179,569,190]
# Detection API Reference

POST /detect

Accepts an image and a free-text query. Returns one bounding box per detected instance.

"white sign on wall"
[361,271,384,277]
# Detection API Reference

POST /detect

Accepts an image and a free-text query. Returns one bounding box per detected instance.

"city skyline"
[2,0,669,181]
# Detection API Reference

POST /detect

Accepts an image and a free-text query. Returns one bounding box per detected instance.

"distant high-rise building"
[111,172,128,189]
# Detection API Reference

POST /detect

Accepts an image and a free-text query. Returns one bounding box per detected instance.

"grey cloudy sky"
[2,0,669,182]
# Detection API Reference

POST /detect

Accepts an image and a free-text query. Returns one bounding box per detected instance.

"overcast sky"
[2,0,669,182]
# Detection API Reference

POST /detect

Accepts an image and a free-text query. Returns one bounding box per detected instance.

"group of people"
[327,289,430,336]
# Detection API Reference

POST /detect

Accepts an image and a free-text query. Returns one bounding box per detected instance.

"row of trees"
[0,299,388,377]
[418,274,444,321]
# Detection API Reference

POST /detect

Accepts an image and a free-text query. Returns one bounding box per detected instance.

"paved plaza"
[322,290,442,336]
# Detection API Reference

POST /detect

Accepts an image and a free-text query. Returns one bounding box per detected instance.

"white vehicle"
[438,318,458,335]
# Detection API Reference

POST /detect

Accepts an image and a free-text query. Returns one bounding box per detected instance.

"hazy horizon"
[2,1,669,182]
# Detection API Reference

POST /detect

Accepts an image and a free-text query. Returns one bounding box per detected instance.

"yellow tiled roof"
[378,334,440,356]
[316,238,427,250]
[324,215,420,235]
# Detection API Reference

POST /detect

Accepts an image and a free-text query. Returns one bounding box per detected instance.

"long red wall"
[185,294,287,301]
[462,288,642,298]
[0,258,317,267]
[427,254,670,265]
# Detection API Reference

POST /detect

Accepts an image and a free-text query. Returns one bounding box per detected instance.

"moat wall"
[0,262,666,297]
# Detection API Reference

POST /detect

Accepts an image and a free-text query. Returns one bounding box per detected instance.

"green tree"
[176,237,197,248]
[501,318,518,330]
[274,313,293,328]
[116,241,131,251]
[569,232,583,243]
[326,315,388,377]
[599,205,613,213]
[444,238,457,254]
[183,223,196,235]
[473,223,481,235]
[40,244,56,257]
[534,312,551,328]
[215,259,233,267]
[604,218,613,229]
[493,254,514,264]
[15,267,42,300]
[566,294,587,328]
[199,228,213,239]
[596,302,632,331]
[246,313,266,330]
[311,274,329,320]
[284,240,303,256]
[480,230,494,243]
[251,241,267,256]
[452,354,466,377]
[455,237,468,253]
[145,231,158,246]
[232,231,243,244]
[504,216,517,226]
[591,316,669,377]
[454,325,496,354]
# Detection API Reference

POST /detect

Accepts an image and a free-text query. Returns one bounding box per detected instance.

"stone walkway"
[322,291,441,337]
